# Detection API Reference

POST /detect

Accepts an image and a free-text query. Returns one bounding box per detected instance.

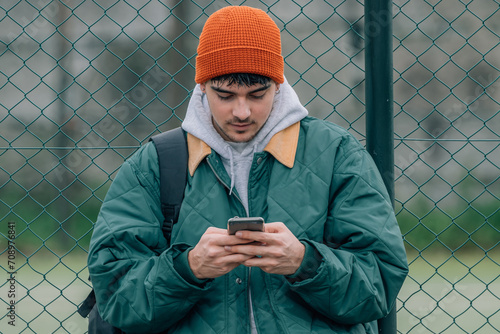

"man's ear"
[200,82,206,93]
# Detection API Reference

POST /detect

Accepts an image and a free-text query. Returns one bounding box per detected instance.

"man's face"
[200,80,280,143]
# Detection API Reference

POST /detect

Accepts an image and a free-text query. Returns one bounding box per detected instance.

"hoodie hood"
[181,77,308,213]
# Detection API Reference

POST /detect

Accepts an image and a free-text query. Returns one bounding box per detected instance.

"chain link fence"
[393,0,499,332]
[0,0,498,333]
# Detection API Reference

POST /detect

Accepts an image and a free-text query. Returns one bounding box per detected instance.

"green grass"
[0,250,90,334]
[397,249,500,333]
[1,248,498,333]
[1,183,498,333]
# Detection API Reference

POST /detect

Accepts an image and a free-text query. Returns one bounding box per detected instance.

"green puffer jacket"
[88,116,408,334]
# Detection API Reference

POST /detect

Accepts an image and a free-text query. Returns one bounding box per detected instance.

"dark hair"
[210,73,272,87]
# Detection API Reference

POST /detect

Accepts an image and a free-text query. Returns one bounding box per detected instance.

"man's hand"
[188,227,255,279]
[224,222,305,276]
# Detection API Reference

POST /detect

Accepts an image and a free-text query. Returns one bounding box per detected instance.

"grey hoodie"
[181,78,308,215]
[181,78,308,334]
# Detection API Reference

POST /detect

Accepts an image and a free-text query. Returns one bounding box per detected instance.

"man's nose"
[233,98,251,120]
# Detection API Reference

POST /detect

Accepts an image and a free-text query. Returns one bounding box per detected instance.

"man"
[88,5,408,333]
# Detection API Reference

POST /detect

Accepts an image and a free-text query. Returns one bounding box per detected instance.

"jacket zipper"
[206,157,255,333]
[206,158,246,211]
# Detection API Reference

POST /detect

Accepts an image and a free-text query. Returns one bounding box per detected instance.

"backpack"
[77,127,188,334]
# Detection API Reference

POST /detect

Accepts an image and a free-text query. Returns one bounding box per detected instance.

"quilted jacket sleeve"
[87,143,211,333]
[287,135,408,325]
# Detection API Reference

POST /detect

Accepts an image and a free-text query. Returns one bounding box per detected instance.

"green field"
[398,250,500,333]
[1,249,499,333]
[1,250,90,334]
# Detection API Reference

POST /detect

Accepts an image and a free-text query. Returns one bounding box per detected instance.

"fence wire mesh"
[393,0,500,332]
[0,0,498,333]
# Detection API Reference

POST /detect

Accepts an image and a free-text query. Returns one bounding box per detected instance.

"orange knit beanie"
[195,6,284,84]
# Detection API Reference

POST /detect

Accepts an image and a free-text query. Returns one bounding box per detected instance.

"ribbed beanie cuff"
[195,6,284,84]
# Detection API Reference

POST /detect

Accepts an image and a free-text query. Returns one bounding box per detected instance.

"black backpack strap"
[79,127,188,329]
[78,289,96,318]
[149,127,188,244]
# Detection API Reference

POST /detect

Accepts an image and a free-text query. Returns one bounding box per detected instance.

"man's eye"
[250,94,265,99]
[217,94,232,100]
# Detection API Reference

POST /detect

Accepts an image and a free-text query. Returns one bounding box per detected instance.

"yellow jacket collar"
[187,122,300,176]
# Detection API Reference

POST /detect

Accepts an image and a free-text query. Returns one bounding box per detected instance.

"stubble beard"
[212,117,259,143]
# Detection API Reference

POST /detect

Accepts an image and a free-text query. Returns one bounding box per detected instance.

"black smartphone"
[227,216,265,235]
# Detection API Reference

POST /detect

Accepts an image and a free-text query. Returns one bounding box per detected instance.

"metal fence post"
[364,0,396,333]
